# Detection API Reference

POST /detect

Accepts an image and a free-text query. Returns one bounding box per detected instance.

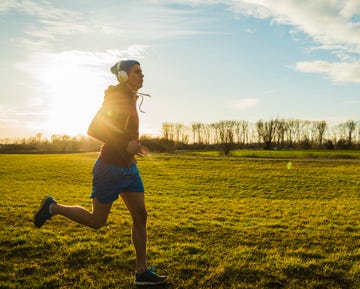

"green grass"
[0,152,359,288]
[184,149,360,160]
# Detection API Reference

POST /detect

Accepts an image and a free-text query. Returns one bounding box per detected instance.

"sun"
[37,53,108,137]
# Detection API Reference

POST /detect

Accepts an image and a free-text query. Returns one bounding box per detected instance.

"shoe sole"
[134,279,167,286]
[34,196,52,228]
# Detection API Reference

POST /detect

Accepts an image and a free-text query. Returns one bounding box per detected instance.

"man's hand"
[126,140,150,157]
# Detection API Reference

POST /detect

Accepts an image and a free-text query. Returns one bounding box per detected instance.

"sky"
[1,0,359,139]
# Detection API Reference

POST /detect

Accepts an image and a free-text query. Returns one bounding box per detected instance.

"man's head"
[110,60,139,82]
[111,60,143,90]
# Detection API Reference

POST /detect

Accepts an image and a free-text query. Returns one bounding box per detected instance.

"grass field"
[0,151,359,288]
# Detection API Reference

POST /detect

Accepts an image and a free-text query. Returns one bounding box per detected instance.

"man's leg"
[120,192,147,273]
[50,197,112,229]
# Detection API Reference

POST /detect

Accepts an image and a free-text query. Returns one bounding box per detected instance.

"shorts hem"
[89,194,118,204]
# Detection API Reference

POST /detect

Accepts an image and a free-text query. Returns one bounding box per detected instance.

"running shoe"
[134,266,167,286]
[34,196,56,228]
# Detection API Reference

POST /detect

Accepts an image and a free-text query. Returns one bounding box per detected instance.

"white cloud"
[244,28,256,34]
[1,0,90,50]
[161,0,360,54]
[17,46,149,78]
[0,0,17,13]
[158,0,360,82]
[227,0,360,50]
[3,0,224,53]
[223,0,360,83]
[5,1,360,56]
[233,98,259,111]
[295,61,360,83]
[0,0,83,20]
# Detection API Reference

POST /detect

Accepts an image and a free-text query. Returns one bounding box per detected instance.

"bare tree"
[356,121,360,145]
[174,123,185,143]
[191,122,207,144]
[35,132,43,144]
[275,119,287,148]
[314,120,327,146]
[213,121,236,155]
[159,119,359,150]
[256,119,278,149]
[285,119,300,148]
[200,123,208,144]
[233,120,249,145]
[211,122,221,144]
[336,123,347,142]
[162,122,175,141]
[345,120,356,145]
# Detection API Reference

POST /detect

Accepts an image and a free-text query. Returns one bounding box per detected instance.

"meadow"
[0,151,359,289]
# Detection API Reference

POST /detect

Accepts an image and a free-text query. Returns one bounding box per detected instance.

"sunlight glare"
[37,53,107,136]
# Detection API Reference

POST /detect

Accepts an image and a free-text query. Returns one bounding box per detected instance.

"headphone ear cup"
[117,70,128,82]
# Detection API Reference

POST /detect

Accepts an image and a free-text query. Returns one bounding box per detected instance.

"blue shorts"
[90,159,144,204]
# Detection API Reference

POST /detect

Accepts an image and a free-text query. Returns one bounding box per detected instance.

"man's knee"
[89,218,107,230]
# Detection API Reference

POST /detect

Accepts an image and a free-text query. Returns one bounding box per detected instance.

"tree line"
[161,119,360,153]
[0,119,359,154]
[0,133,102,153]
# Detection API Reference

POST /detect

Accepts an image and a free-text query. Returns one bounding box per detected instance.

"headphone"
[116,61,128,82]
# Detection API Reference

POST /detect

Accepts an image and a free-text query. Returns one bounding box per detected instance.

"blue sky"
[1,0,359,138]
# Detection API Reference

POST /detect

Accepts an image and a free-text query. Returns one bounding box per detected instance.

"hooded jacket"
[87,84,139,166]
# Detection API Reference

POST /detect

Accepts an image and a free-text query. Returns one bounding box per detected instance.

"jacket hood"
[104,84,128,102]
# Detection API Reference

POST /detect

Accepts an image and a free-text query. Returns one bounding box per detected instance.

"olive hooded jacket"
[87,84,139,167]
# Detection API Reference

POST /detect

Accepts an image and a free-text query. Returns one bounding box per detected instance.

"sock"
[49,203,55,215]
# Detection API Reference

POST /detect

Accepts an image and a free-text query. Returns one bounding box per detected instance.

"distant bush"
[140,136,176,153]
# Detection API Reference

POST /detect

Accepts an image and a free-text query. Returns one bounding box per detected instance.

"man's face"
[126,64,144,90]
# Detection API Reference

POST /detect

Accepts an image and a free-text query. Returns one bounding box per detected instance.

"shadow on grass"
[282,263,353,288]
[200,266,287,289]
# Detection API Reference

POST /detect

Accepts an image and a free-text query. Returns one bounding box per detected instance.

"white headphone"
[116,61,128,82]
